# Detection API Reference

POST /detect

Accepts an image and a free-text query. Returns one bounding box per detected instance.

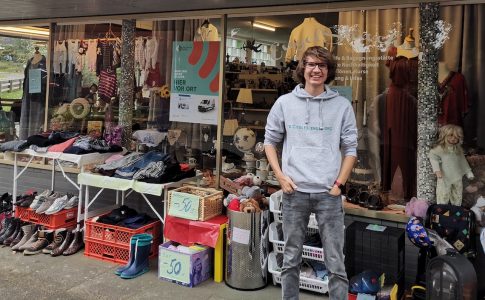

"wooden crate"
[168,186,223,221]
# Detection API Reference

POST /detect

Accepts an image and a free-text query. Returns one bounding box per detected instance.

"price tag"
[159,248,191,284]
[169,191,200,220]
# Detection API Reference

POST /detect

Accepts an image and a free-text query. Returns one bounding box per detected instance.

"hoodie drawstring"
[319,99,323,130]
[305,98,310,124]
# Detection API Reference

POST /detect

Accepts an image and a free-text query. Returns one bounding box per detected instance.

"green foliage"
[0,89,23,100]
[0,37,47,74]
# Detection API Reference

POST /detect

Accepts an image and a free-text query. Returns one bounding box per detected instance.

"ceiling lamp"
[252,22,275,32]
[0,26,49,39]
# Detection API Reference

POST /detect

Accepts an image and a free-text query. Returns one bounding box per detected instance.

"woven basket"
[168,186,223,221]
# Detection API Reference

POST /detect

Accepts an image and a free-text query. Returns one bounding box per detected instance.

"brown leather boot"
[24,230,54,255]
[43,228,67,254]
[63,229,84,256]
[51,229,73,257]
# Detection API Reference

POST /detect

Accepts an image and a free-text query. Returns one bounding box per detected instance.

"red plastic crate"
[84,237,159,264]
[85,215,161,248]
[15,206,78,229]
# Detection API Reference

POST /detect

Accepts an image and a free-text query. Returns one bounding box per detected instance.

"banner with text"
[170,41,220,125]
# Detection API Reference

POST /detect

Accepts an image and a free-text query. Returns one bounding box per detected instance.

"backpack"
[425,204,477,257]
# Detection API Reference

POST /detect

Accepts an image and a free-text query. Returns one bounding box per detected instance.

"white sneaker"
[63,195,79,210]
[45,195,70,215]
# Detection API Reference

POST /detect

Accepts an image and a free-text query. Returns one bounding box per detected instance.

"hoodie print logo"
[288,124,333,132]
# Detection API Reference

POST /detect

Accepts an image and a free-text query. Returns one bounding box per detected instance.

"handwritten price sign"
[169,191,200,220]
[159,248,190,283]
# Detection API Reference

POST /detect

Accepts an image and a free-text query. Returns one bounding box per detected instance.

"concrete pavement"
[0,246,328,300]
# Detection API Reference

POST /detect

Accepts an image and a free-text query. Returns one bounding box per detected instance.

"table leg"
[214,223,226,283]
[76,184,83,231]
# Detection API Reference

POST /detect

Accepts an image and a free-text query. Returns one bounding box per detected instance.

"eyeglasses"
[304,62,328,70]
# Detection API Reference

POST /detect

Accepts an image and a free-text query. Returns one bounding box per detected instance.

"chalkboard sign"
[169,191,200,220]
[159,248,191,284]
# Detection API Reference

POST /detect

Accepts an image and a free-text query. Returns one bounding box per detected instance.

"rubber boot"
[115,233,153,276]
[120,235,153,279]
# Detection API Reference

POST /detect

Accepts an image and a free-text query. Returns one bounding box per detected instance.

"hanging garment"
[53,41,67,74]
[194,23,219,41]
[438,71,469,127]
[145,38,159,70]
[98,69,117,101]
[285,17,333,62]
[96,40,114,76]
[86,39,98,72]
[135,37,146,71]
[66,39,79,74]
[19,55,47,139]
[382,52,418,200]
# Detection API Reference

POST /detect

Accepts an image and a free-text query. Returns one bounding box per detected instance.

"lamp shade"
[236,88,253,104]
[223,119,239,136]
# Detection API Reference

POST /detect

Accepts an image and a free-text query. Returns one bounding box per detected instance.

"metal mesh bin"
[225,209,267,290]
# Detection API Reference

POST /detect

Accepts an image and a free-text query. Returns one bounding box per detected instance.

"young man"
[264,46,357,300]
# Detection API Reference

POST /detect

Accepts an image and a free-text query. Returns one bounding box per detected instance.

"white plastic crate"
[269,190,318,229]
[269,222,324,261]
[268,252,329,294]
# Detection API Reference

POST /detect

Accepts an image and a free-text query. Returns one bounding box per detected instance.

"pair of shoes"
[3,219,23,246]
[44,194,75,215]
[24,229,54,255]
[29,190,53,210]
[51,229,74,256]
[114,233,153,279]
[0,218,19,245]
[0,193,12,213]
[42,228,67,254]
[35,192,63,214]
[60,229,84,256]
[11,224,37,251]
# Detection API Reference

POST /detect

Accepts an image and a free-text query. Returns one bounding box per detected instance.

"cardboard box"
[158,241,213,287]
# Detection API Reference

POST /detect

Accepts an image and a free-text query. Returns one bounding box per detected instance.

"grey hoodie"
[264,84,357,193]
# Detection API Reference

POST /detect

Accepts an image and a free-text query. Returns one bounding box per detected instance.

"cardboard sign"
[159,248,191,284]
[169,191,200,220]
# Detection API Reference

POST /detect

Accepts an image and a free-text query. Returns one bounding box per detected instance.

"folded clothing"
[117,213,155,229]
[115,151,169,179]
[0,140,28,152]
[48,137,78,152]
[97,205,138,225]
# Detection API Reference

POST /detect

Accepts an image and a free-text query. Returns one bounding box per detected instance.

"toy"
[239,198,261,213]
[227,199,240,211]
[223,194,239,207]
[428,124,474,205]
[234,173,254,187]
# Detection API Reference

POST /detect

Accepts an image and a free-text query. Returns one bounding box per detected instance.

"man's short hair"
[295,46,336,85]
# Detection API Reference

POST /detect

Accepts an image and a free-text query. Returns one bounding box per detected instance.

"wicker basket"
[168,186,223,221]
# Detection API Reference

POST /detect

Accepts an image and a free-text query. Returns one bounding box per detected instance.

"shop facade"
[0,0,484,297]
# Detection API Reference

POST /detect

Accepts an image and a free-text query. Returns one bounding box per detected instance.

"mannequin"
[19,48,47,139]
[397,28,419,59]
[285,17,333,62]
[32,47,43,65]
[382,33,419,201]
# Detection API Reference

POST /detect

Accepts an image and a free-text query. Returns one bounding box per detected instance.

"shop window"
[221,6,481,207]
[0,28,48,142]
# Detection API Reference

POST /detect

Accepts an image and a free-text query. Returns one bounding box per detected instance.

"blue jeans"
[115,151,168,179]
[281,191,348,300]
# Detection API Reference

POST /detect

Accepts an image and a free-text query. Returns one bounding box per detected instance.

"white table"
[11,149,124,230]
[77,172,199,226]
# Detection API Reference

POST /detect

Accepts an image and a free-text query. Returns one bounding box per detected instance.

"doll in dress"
[428,124,474,205]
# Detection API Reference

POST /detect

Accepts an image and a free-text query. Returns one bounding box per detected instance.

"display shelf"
[268,252,329,294]
[269,222,324,261]
[269,190,318,229]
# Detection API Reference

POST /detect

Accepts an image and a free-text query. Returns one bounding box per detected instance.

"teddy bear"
[239,198,261,213]
[240,186,269,210]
